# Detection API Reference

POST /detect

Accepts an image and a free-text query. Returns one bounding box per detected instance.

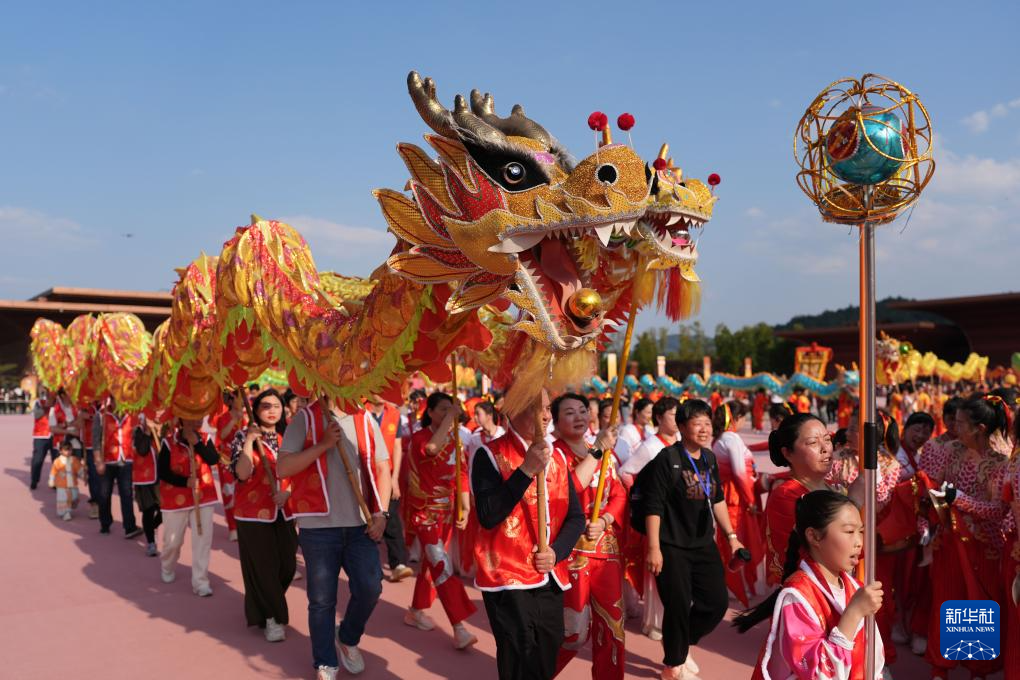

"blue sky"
[1,1,1017,334]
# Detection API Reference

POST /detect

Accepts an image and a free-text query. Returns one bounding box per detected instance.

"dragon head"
[381,72,650,354]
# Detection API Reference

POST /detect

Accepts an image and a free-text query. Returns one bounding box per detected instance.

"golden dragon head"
[380,72,651,355]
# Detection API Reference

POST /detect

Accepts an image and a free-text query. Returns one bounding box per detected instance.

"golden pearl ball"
[568,288,603,320]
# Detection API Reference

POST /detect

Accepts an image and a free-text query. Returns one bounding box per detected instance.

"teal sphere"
[824,105,905,185]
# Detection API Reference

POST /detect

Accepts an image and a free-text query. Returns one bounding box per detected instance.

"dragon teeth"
[594,224,614,246]
[489,232,545,254]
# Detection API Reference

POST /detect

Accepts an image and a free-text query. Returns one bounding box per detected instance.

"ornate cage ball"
[794,73,934,226]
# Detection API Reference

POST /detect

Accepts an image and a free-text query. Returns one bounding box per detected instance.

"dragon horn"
[469,88,556,151]
[407,71,457,139]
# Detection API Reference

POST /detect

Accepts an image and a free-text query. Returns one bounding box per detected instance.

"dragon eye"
[502,162,526,185]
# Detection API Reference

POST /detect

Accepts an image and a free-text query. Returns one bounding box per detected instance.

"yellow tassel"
[679,279,702,319]
[502,344,553,419]
[633,266,655,310]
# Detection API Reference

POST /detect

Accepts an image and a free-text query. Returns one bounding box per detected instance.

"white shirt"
[619,422,654,452]
[620,435,667,478]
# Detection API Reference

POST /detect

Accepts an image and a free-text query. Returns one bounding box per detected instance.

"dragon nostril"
[596,164,618,184]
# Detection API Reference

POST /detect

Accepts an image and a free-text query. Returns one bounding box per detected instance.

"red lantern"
[587,111,608,131]
[616,113,635,131]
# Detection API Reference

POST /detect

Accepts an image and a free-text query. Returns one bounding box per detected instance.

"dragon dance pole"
[321,396,373,524]
[589,285,641,528]
[450,353,464,526]
[535,406,548,553]
[858,185,878,680]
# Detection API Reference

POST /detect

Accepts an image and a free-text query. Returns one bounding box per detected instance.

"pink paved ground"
[1,415,960,679]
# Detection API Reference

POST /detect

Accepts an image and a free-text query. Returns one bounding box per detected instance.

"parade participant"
[999,404,1020,680]
[471,388,585,680]
[49,439,83,520]
[924,395,1009,679]
[888,386,904,427]
[468,400,505,455]
[735,490,886,680]
[793,388,811,415]
[283,389,308,421]
[363,397,413,583]
[158,417,220,596]
[29,388,52,490]
[748,402,794,455]
[549,393,625,680]
[214,392,246,542]
[712,400,763,606]
[48,388,79,456]
[752,389,769,433]
[620,396,680,641]
[92,398,142,538]
[402,392,477,649]
[586,396,601,446]
[231,388,298,643]
[78,401,101,519]
[132,415,163,556]
[763,414,834,587]
[620,398,654,453]
[598,399,632,465]
[897,412,934,479]
[644,399,745,680]
[277,398,391,679]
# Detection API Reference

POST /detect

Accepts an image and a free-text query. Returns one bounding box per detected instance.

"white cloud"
[744,206,765,219]
[962,97,1020,133]
[929,149,1020,197]
[280,215,395,275]
[0,206,90,246]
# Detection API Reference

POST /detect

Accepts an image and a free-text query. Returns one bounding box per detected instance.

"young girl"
[49,440,84,520]
[735,490,886,680]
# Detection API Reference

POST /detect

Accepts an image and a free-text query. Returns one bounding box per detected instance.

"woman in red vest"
[215,392,247,542]
[132,415,165,556]
[712,400,764,607]
[550,392,625,680]
[157,417,220,597]
[735,490,886,679]
[230,388,297,643]
[763,414,835,588]
[404,392,478,650]
[29,389,52,490]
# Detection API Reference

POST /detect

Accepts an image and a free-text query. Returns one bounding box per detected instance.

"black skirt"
[236,513,298,626]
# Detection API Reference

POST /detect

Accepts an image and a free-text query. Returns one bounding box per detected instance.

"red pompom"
[707,173,721,186]
[653,158,667,171]
[587,111,608,131]
[617,113,635,131]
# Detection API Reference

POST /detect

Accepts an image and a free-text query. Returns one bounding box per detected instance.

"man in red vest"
[364,397,413,582]
[92,397,142,538]
[277,399,392,680]
[471,389,585,680]
[29,388,53,490]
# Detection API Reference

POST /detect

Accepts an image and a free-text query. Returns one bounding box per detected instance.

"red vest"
[132,421,157,485]
[159,434,218,511]
[473,428,572,592]
[51,401,77,446]
[752,562,867,680]
[373,404,401,472]
[557,439,625,559]
[33,400,51,438]
[80,406,95,449]
[285,401,382,519]
[101,412,137,463]
[234,432,294,522]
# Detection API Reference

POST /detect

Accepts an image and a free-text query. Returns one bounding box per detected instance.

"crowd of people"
[23,372,1020,679]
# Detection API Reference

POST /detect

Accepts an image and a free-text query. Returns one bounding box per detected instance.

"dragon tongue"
[538,236,580,309]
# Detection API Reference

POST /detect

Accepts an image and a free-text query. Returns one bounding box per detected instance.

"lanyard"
[683,447,713,502]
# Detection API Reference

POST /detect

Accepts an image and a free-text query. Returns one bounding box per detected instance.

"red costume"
[837,393,854,430]
[405,426,475,624]
[765,478,811,587]
[100,411,137,464]
[554,441,627,680]
[922,440,1007,678]
[714,431,764,606]
[213,406,244,532]
[159,433,219,512]
[472,428,572,591]
[752,392,768,431]
[232,431,293,522]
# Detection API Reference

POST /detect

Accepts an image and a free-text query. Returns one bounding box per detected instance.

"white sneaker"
[338,644,364,675]
[229,529,238,542]
[642,626,663,641]
[160,569,176,583]
[390,564,414,582]
[404,608,436,631]
[316,666,338,680]
[684,651,700,675]
[264,617,285,642]
[195,585,213,597]
[661,665,699,680]
[891,622,909,644]
[910,634,927,655]
[62,511,73,521]
[453,623,478,650]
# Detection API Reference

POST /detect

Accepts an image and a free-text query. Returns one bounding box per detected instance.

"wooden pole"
[186,439,203,536]
[535,405,548,552]
[450,354,464,525]
[589,287,641,527]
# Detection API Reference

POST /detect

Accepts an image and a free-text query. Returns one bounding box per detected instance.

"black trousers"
[236,514,298,627]
[136,483,162,543]
[482,582,564,680]
[98,463,138,533]
[382,497,408,569]
[29,437,53,487]
[655,542,728,667]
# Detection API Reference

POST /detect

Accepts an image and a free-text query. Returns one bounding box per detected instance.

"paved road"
[1,416,946,678]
